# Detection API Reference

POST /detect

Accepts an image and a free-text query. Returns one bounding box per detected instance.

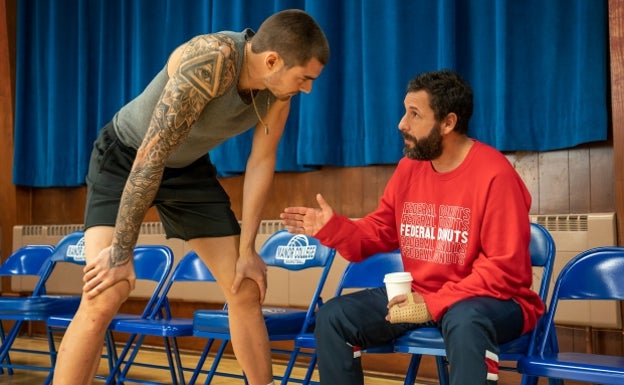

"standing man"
[281,70,543,385]
[53,9,329,385]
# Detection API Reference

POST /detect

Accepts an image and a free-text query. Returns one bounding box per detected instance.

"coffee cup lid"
[383,272,413,283]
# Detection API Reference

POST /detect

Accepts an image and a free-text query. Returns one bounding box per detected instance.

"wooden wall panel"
[589,144,616,213]
[506,145,614,216]
[610,0,624,245]
[568,148,591,213]
[0,0,23,260]
[31,188,86,225]
[538,151,571,213]
[507,152,539,213]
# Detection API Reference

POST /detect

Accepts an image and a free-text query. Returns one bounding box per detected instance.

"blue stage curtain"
[13,0,608,187]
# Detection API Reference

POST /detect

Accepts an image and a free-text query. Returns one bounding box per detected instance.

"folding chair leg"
[105,333,142,385]
[203,340,229,385]
[104,331,117,371]
[117,333,182,385]
[167,336,186,385]
[43,326,61,385]
[0,321,5,374]
[520,374,538,385]
[435,356,449,385]
[108,332,185,385]
[403,354,422,385]
[188,338,215,385]
[0,320,25,375]
[302,353,318,385]
[280,347,301,385]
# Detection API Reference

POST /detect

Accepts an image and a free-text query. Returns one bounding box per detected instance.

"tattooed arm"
[82,34,238,298]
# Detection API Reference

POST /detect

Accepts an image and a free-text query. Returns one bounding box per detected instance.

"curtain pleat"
[13,0,608,187]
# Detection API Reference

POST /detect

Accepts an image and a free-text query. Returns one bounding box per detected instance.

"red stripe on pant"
[485,350,499,381]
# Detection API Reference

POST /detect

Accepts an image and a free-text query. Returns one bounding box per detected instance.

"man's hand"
[83,246,136,299]
[280,193,334,235]
[231,250,268,303]
[385,291,431,323]
[386,292,425,322]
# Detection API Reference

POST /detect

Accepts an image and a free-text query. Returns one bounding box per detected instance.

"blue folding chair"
[393,222,557,385]
[104,249,218,385]
[0,244,55,374]
[280,249,403,385]
[0,231,85,378]
[45,243,174,384]
[189,230,337,385]
[518,246,624,385]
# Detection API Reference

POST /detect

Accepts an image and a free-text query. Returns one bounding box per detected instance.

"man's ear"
[265,52,283,72]
[441,112,458,134]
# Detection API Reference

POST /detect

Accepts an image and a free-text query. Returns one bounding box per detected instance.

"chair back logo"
[276,235,317,265]
[66,236,86,261]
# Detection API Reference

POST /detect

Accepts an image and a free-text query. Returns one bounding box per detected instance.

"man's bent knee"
[80,280,132,317]
[226,278,263,307]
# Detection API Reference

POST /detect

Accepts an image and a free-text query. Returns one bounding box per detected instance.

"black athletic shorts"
[84,121,241,240]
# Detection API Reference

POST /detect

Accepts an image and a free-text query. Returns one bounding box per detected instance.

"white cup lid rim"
[383,272,413,282]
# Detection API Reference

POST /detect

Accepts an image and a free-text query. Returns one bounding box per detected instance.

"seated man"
[280,70,544,385]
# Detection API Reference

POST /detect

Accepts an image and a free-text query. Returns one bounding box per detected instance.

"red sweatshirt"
[315,140,544,334]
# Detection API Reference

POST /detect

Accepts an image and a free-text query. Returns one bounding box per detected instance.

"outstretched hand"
[83,246,136,299]
[231,250,268,303]
[280,193,334,236]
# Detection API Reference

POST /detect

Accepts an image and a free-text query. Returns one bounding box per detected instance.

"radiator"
[530,212,619,328]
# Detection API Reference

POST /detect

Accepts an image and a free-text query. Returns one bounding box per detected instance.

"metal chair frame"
[0,232,86,381]
[518,246,624,385]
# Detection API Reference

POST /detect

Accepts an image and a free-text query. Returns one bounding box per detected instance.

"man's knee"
[225,280,264,311]
[440,300,494,342]
[314,297,349,338]
[81,284,130,318]
[318,295,353,320]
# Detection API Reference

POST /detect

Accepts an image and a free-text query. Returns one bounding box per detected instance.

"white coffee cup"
[383,272,413,301]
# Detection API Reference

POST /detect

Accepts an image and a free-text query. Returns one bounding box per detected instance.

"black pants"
[313,287,524,385]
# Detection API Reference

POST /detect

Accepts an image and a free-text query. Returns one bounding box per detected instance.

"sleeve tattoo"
[110,34,238,267]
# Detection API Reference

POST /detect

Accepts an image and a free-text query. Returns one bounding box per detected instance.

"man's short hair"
[251,9,330,68]
[407,70,473,135]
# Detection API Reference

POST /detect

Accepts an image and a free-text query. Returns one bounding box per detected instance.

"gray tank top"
[112,29,273,168]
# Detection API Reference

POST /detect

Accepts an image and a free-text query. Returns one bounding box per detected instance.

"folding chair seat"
[280,249,403,385]
[393,222,557,385]
[0,232,85,379]
[518,246,624,385]
[104,249,218,385]
[189,230,336,385]
[45,243,174,384]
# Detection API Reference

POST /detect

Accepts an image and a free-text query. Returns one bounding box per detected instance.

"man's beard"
[402,122,443,160]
